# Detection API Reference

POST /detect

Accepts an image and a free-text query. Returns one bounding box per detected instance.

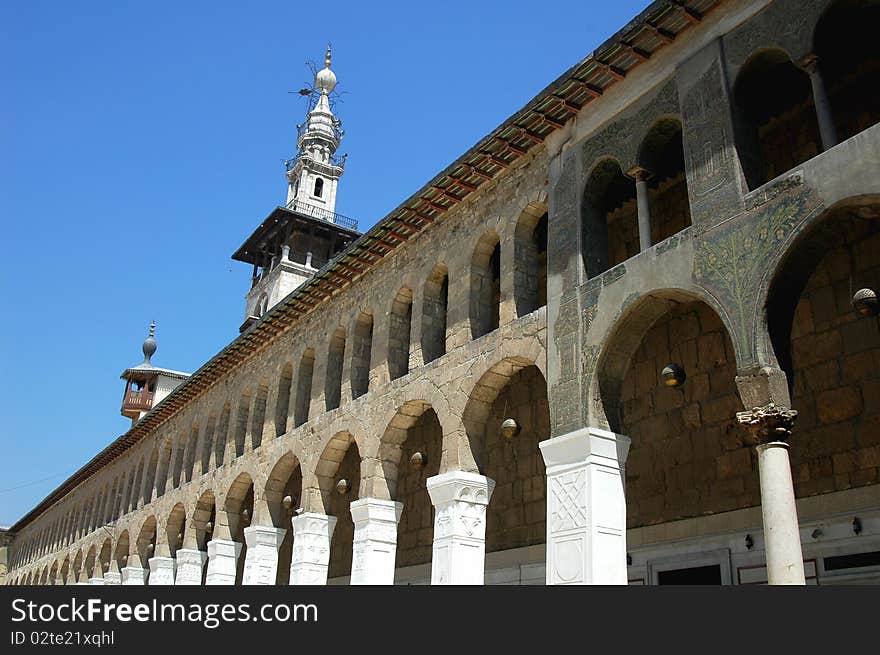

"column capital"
[350,498,403,585]
[799,53,820,74]
[736,403,798,445]
[243,524,286,549]
[426,470,495,509]
[539,426,631,472]
[626,165,652,181]
[174,549,207,585]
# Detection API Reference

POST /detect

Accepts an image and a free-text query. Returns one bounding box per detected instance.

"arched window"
[422,264,449,363]
[581,159,636,279]
[514,205,548,316]
[471,232,501,339]
[636,118,692,245]
[389,288,413,380]
[314,177,324,198]
[351,311,374,399]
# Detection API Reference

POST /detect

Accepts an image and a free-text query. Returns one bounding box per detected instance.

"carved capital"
[799,53,820,75]
[736,403,798,445]
[626,166,652,182]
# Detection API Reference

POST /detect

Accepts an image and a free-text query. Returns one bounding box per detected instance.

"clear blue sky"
[0,0,649,525]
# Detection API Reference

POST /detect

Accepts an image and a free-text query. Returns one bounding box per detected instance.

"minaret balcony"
[285,197,358,230]
[122,389,154,413]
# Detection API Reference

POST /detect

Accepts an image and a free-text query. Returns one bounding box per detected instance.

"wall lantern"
[744,534,754,550]
[204,521,213,536]
[410,451,427,470]
[853,517,863,535]
[852,288,879,317]
[336,478,350,496]
[241,508,251,526]
[121,554,128,566]
[811,528,823,539]
[500,418,520,440]
[282,495,296,513]
[146,543,154,556]
[661,363,686,387]
[176,532,183,548]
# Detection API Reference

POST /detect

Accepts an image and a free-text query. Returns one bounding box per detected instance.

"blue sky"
[0,0,649,525]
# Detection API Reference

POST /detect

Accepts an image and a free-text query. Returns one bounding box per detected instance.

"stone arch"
[317,432,360,580]
[381,401,444,568]
[171,433,185,489]
[60,555,70,585]
[421,262,449,363]
[143,448,158,506]
[130,460,143,512]
[114,530,130,571]
[604,295,755,528]
[98,538,112,578]
[325,326,346,411]
[105,478,119,525]
[275,362,294,437]
[49,560,59,586]
[264,453,302,585]
[251,380,269,449]
[388,287,414,381]
[166,503,187,557]
[351,310,374,399]
[155,436,174,498]
[215,401,232,466]
[471,230,502,339]
[732,48,821,189]
[224,473,254,585]
[294,348,315,427]
[84,544,97,582]
[184,424,198,483]
[192,490,217,551]
[233,389,252,458]
[581,157,637,279]
[636,116,692,246]
[514,201,549,317]
[812,0,880,143]
[202,410,217,474]
[764,196,880,500]
[135,515,157,569]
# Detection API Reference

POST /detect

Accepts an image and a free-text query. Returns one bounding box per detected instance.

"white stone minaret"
[285,45,345,221]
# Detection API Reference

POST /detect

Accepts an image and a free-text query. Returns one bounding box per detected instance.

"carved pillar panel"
[205,539,241,585]
[120,566,147,585]
[289,513,337,585]
[427,471,495,585]
[540,427,631,585]
[241,525,286,585]
[349,498,403,585]
[147,556,176,585]
[174,549,207,585]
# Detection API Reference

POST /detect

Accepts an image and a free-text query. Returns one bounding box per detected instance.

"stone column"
[630,167,652,251]
[148,556,176,585]
[289,513,337,585]
[539,427,631,585]
[349,498,403,585]
[737,403,806,585]
[205,539,242,585]
[88,560,104,585]
[103,561,122,586]
[801,54,838,151]
[242,525,287,585]
[174,549,207,585]
[426,471,495,585]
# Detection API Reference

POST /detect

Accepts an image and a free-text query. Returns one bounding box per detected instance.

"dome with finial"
[315,44,337,94]
[142,321,157,366]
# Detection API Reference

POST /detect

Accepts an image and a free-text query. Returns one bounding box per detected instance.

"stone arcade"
[4,0,880,587]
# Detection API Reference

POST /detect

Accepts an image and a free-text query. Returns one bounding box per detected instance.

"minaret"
[285,45,346,219]
[120,322,190,425]
[232,45,361,333]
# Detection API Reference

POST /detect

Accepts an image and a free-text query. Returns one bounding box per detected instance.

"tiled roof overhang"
[10,0,720,533]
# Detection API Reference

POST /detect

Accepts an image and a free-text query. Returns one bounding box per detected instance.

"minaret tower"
[232,45,361,332]
[285,45,345,217]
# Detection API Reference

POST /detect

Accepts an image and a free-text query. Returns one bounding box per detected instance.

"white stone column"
[756,442,806,584]
[631,168,653,251]
[205,539,242,585]
[350,498,403,585]
[148,556,177,585]
[539,427,631,585]
[738,404,806,585]
[426,470,495,585]
[120,566,147,585]
[289,513,337,585]
[802,54,838,151]
[242,526,286,585]
[88,577,105,585]
[174,549,208,585]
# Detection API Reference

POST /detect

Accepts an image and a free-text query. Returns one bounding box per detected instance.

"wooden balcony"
[122,389,154,414]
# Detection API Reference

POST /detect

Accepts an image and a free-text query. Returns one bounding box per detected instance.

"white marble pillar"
[88,577,105,585]
[174,549,208,585]
[120,566,147,585]
[289,513,337,585]
[242,526,287,585]
[738,403,805,585]
[205,539,242,585]
[426,471,495,585]
[539,427,631,585]
[148,556,177,585]
[350,498,404,585]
